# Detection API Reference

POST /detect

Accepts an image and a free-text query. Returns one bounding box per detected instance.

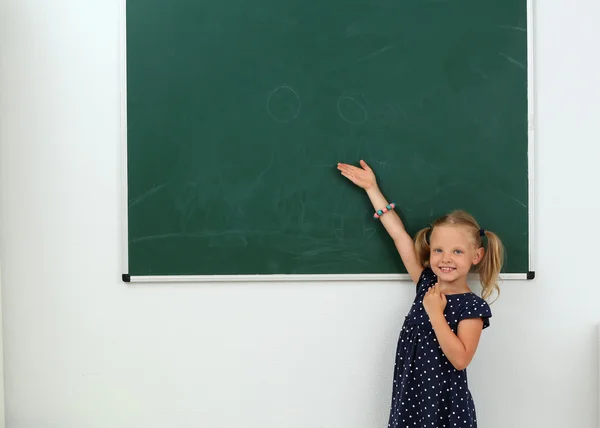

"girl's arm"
[429,315,484,371]
[423,285,484,371]
[337,160,423,283]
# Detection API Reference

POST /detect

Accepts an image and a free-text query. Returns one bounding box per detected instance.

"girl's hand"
[423,283,447,319]
[337,160,377,190]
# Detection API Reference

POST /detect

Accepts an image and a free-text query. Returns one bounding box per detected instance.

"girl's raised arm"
[337,160,423,283]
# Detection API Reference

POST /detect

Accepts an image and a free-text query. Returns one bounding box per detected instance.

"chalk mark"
[492,187,527,209]
[132,230,369,246]
[510,196,527,209]
[131,229,278,245]
[129,183,168,208]
[374,103,407,128]
[266,85,301,123]
[365,146,391,169]
[356,45,394,62]
[337,94,368,125]
[363,228,376,239]
[242,149,276,198]
[497,25,526,32]
[472,66,488,80]
[499,53,525,70]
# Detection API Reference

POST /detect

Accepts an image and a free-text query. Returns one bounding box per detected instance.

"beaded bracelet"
[373,203,396,219]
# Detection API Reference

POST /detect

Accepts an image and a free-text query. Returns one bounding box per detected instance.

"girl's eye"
[454,250,463,254]
[433,248,442,253]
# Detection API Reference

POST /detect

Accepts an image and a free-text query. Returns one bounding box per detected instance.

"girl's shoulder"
[464,292,492,311]
[454,292,493,329]
[415,266,437,294]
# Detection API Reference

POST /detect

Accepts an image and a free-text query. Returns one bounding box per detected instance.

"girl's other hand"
[423,283,447,318]
[337,160,377,190]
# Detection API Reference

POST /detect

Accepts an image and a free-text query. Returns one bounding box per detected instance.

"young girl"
[337,160,504,428]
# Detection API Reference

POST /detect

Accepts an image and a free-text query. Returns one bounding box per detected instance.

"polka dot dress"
[387,267,492,428]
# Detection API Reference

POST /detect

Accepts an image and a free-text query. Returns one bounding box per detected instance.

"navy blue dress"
[387,267,492,428]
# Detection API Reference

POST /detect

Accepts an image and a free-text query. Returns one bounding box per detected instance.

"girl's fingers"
[339,166,363,180]
[341,168,354,178]
[338,163,361,174]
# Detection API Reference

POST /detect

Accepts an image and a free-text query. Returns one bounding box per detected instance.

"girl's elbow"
[452,361,468,371]
[452,355,473,371]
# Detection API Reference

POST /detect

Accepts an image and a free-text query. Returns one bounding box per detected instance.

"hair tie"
[479,229,485,237]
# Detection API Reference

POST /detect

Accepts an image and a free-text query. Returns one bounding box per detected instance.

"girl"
[337,160,504,428]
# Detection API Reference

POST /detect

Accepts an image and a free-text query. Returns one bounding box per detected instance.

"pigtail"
[414,226,432,268]
[477,230,505,301]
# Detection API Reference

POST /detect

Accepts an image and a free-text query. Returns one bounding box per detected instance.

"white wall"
[1,1,599,427]
[0,265,5,427]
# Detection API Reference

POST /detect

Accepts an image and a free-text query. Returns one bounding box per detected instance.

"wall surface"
[1,0,599,427]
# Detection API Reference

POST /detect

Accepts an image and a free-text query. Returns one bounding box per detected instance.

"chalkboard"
[123,0,533,280]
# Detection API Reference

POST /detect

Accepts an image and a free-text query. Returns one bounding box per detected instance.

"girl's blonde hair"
[414,210,505,301]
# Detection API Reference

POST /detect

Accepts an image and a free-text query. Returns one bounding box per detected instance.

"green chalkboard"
[124,0,531,279]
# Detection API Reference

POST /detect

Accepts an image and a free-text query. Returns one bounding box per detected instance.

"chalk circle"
[266,85,301,123]
[337,94,368,125]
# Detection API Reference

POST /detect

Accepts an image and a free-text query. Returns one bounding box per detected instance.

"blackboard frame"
[120,0,535,283]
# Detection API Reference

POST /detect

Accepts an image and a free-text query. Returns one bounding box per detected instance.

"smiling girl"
[337,159,505,428]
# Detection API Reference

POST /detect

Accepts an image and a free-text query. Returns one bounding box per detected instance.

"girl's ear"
[472,247,485,265]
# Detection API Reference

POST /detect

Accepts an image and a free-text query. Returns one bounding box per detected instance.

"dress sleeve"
[415,267,437,295]
[458,296,492,329]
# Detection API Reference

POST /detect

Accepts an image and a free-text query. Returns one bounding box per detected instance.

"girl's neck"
[438,278,471,295]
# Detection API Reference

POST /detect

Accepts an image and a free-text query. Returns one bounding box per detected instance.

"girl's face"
[429,225,484,284]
